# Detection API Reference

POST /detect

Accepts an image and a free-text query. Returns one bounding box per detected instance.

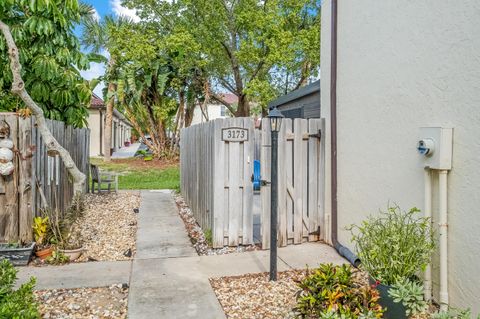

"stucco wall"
[192,103,227,125]
[87,110,101,157]
[321,0,480,313]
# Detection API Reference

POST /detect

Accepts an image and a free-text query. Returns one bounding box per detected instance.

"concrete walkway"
[17,261,131,290]
[112,142,140,159]
[127,190,346,319]
[17,190,346,319]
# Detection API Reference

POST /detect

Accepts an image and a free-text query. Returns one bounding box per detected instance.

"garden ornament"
[0,120,14,176]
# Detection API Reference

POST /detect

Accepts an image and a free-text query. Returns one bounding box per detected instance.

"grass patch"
[90,157,180,190]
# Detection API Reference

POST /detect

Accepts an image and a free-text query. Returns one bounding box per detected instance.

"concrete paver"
[16,261,132,290]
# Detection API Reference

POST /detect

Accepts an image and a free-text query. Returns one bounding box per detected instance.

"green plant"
[32,216,49,246]
[388,278,426,316]
[45,250,70,265]
[294,264,383,318]
[204,229,213,246]
[348,205,435,285]
[0,260,40,318]
[432,308,479,319]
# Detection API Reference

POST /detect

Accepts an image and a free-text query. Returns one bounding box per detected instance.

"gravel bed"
[174,193,259,255]
[210,270,307,319]
[35,284,128,319]
[73,192,140,262]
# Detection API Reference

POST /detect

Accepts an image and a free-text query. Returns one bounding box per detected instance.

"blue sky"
[78,0,140,97]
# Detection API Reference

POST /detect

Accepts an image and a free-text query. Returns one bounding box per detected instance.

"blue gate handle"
[253,160,261,191]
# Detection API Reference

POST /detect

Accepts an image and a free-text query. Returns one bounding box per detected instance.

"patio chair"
[90,164,118,193]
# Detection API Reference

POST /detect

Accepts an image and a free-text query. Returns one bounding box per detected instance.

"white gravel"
[35,284,128,319]
[73,192,140,262]
[174,193,259,255]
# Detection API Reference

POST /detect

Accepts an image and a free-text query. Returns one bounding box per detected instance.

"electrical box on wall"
[417,127,453,170]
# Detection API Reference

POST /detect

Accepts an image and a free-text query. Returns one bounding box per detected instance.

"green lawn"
[90,157,180,190]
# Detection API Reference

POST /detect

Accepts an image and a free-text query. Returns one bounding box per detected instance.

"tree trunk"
[0,20,86,195]
[104,82,115,162]
[235,94,250,117]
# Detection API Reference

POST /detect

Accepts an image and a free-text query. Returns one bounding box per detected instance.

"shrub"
[294,264,383,318]
[0,260,40,318]
[348,205,435,285]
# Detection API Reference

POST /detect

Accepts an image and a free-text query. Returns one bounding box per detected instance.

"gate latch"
[308,129,322,139]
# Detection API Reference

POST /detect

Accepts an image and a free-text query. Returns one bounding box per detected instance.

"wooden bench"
[90,164,118,193]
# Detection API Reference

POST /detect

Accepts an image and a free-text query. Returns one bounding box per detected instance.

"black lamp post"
[267,107,284,281]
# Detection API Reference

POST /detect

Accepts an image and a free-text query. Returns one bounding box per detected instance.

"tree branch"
[211,92,236,115]
[0,20,86,195]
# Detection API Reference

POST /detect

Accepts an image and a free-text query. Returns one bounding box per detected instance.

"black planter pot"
[0,242,35,266]
[369,277,407,319]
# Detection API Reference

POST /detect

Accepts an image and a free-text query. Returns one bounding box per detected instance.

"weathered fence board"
[0,113,89,243]
[180,118,254,248]
[260,118,325,249]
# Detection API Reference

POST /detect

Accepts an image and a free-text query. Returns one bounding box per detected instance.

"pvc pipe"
[439,170,449,311]
[424,168,432,301]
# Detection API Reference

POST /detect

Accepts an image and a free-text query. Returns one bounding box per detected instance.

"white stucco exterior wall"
[321,0,480,313]
[191,103,228,125]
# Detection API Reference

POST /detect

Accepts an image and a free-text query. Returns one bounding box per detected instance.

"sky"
[78,0,140,97]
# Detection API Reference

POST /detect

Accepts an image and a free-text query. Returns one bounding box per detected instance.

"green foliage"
[432,308,479,319]
[294,264,383,318]
[0,0,96,127]
[204,229,213,246]
[122,0,321,113]
[45,250,69,265]
[388,278,427,316]
[0,260,40,318]
[348,205,435,285]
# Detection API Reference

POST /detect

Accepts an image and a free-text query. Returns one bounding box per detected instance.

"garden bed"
[72,192,140,262]
[174,193,259,255]
[35,284,128,319]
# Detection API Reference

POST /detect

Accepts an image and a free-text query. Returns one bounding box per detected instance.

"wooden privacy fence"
[260,118,325,249]
[0,113,89,243]
[180,118,255,248]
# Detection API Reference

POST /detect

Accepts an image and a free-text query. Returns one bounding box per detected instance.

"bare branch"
[0,20,86,195]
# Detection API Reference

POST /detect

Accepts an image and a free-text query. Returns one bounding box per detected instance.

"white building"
[87,94,133,157]
[191,93,237,125]
[320,0,480,313]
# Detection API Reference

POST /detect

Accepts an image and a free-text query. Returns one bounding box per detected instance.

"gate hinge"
[308,129,322,139]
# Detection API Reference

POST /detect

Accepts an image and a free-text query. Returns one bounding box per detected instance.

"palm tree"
[81,15,132,162]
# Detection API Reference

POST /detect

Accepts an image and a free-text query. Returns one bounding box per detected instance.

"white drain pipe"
[424,168,432,301]
[439,170,449,311]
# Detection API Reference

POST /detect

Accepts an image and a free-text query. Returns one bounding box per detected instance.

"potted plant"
[58,229,84,262]
[0,242,35,266]
[349,205,435,319]
[33,216,53,260]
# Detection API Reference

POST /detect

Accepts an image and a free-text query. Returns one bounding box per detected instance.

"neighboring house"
[268,80,320,119]
[191,93,237,125]
[87,94,133,157]
[321,0,480,313]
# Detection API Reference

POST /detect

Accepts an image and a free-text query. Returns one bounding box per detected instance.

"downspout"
[329,0,360,267]
[99,110,103,156]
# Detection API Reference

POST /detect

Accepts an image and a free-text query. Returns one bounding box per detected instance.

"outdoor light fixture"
[268,107,284,132]
[267,107,284,281]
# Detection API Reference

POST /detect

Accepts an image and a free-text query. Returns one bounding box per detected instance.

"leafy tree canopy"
[0,0,102,127]
[122,0,320,116]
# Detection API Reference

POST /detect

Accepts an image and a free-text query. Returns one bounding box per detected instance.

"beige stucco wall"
[87,109,102,157]
[192,103,228,125]
[321,0,480,313]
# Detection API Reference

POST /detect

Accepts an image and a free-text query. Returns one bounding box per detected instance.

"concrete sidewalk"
[17,261,131,290]
[127,190,346,319]
[112,142,140,159]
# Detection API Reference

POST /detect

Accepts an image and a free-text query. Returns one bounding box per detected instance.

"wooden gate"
[0,113,89,243]
[180,118,255,248]
[260,118,325,249]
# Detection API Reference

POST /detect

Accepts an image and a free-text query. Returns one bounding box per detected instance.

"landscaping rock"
[35,284,128,319]
[72,192,140,262]
[174,193,259,256]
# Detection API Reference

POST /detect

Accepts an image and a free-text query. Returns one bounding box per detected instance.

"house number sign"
[222,127,249,142]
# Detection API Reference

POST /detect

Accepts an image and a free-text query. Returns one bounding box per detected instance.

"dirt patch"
[109,157,178,170]
[35,285,128,319]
